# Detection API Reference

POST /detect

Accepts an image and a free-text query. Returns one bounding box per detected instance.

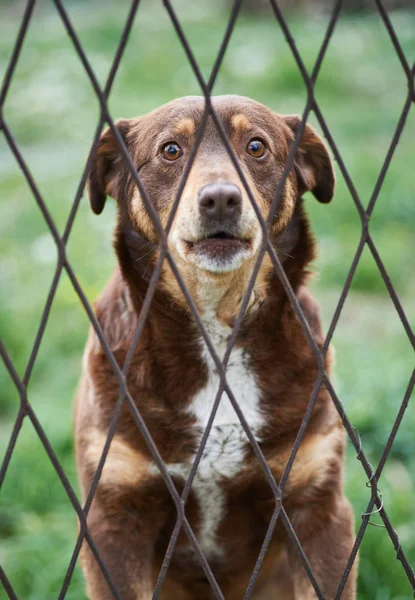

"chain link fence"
[1,0,415,598]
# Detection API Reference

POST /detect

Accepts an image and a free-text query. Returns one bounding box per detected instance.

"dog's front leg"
[81,500,163,600]
[287,495,357,600]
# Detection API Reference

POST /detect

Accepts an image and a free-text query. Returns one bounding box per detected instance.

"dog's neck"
[114,200,315,328]
[163,258,268,326]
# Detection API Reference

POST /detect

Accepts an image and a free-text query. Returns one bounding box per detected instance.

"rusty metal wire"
[1,0,415,599]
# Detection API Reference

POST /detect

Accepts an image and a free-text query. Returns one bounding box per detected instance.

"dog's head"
[88,96,334,296]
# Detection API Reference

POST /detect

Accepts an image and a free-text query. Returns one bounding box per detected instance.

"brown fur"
[76,95,357,599]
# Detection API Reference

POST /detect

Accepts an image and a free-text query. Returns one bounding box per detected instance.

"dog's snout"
[198,183,242,221]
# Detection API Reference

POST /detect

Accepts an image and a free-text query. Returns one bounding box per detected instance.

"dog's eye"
[162,142,182,161]
[247,139,266,158]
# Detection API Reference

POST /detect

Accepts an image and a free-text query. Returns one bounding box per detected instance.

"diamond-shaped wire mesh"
[1,0,415,598]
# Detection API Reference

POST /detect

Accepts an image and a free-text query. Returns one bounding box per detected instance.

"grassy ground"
[0,1,414,599]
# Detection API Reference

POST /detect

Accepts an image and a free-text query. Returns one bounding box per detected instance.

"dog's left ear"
[87,119,133,215]
[284,116,335,203]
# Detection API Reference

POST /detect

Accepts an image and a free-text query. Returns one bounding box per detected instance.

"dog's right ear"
[87,119,133,215]
[283,116,335,204]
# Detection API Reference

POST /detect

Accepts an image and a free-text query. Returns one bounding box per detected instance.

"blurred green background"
[0,0,414,598]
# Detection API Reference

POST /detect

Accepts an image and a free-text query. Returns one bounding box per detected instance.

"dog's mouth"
[185,231,251,259]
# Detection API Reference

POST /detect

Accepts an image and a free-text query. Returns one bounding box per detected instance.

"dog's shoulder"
[296,285,324,344]
[92,267,137,351]
[76,267,143,424]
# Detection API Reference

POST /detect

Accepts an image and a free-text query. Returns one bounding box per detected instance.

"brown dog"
[75,95,356,599]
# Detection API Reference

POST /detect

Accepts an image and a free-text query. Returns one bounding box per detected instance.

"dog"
[75,95,357,599]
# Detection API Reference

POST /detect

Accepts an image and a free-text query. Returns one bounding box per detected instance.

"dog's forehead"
[141,95,279,137]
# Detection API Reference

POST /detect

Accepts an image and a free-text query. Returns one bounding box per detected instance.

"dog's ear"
[87,119,133,215]
[284,116,335,203]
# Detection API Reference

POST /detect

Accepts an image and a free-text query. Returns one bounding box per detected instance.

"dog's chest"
[166,314,264,560]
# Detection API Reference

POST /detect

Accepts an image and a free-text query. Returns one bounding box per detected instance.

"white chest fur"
[165,313,264,560]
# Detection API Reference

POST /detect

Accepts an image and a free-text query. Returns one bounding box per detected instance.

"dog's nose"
[198,183,242,221]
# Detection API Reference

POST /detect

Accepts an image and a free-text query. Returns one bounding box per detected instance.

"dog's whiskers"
[278,249,294,259]
[141,247,160,279]
[135,244,160,263]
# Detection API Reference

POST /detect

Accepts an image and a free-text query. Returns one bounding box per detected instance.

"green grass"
[0,1,414,598]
